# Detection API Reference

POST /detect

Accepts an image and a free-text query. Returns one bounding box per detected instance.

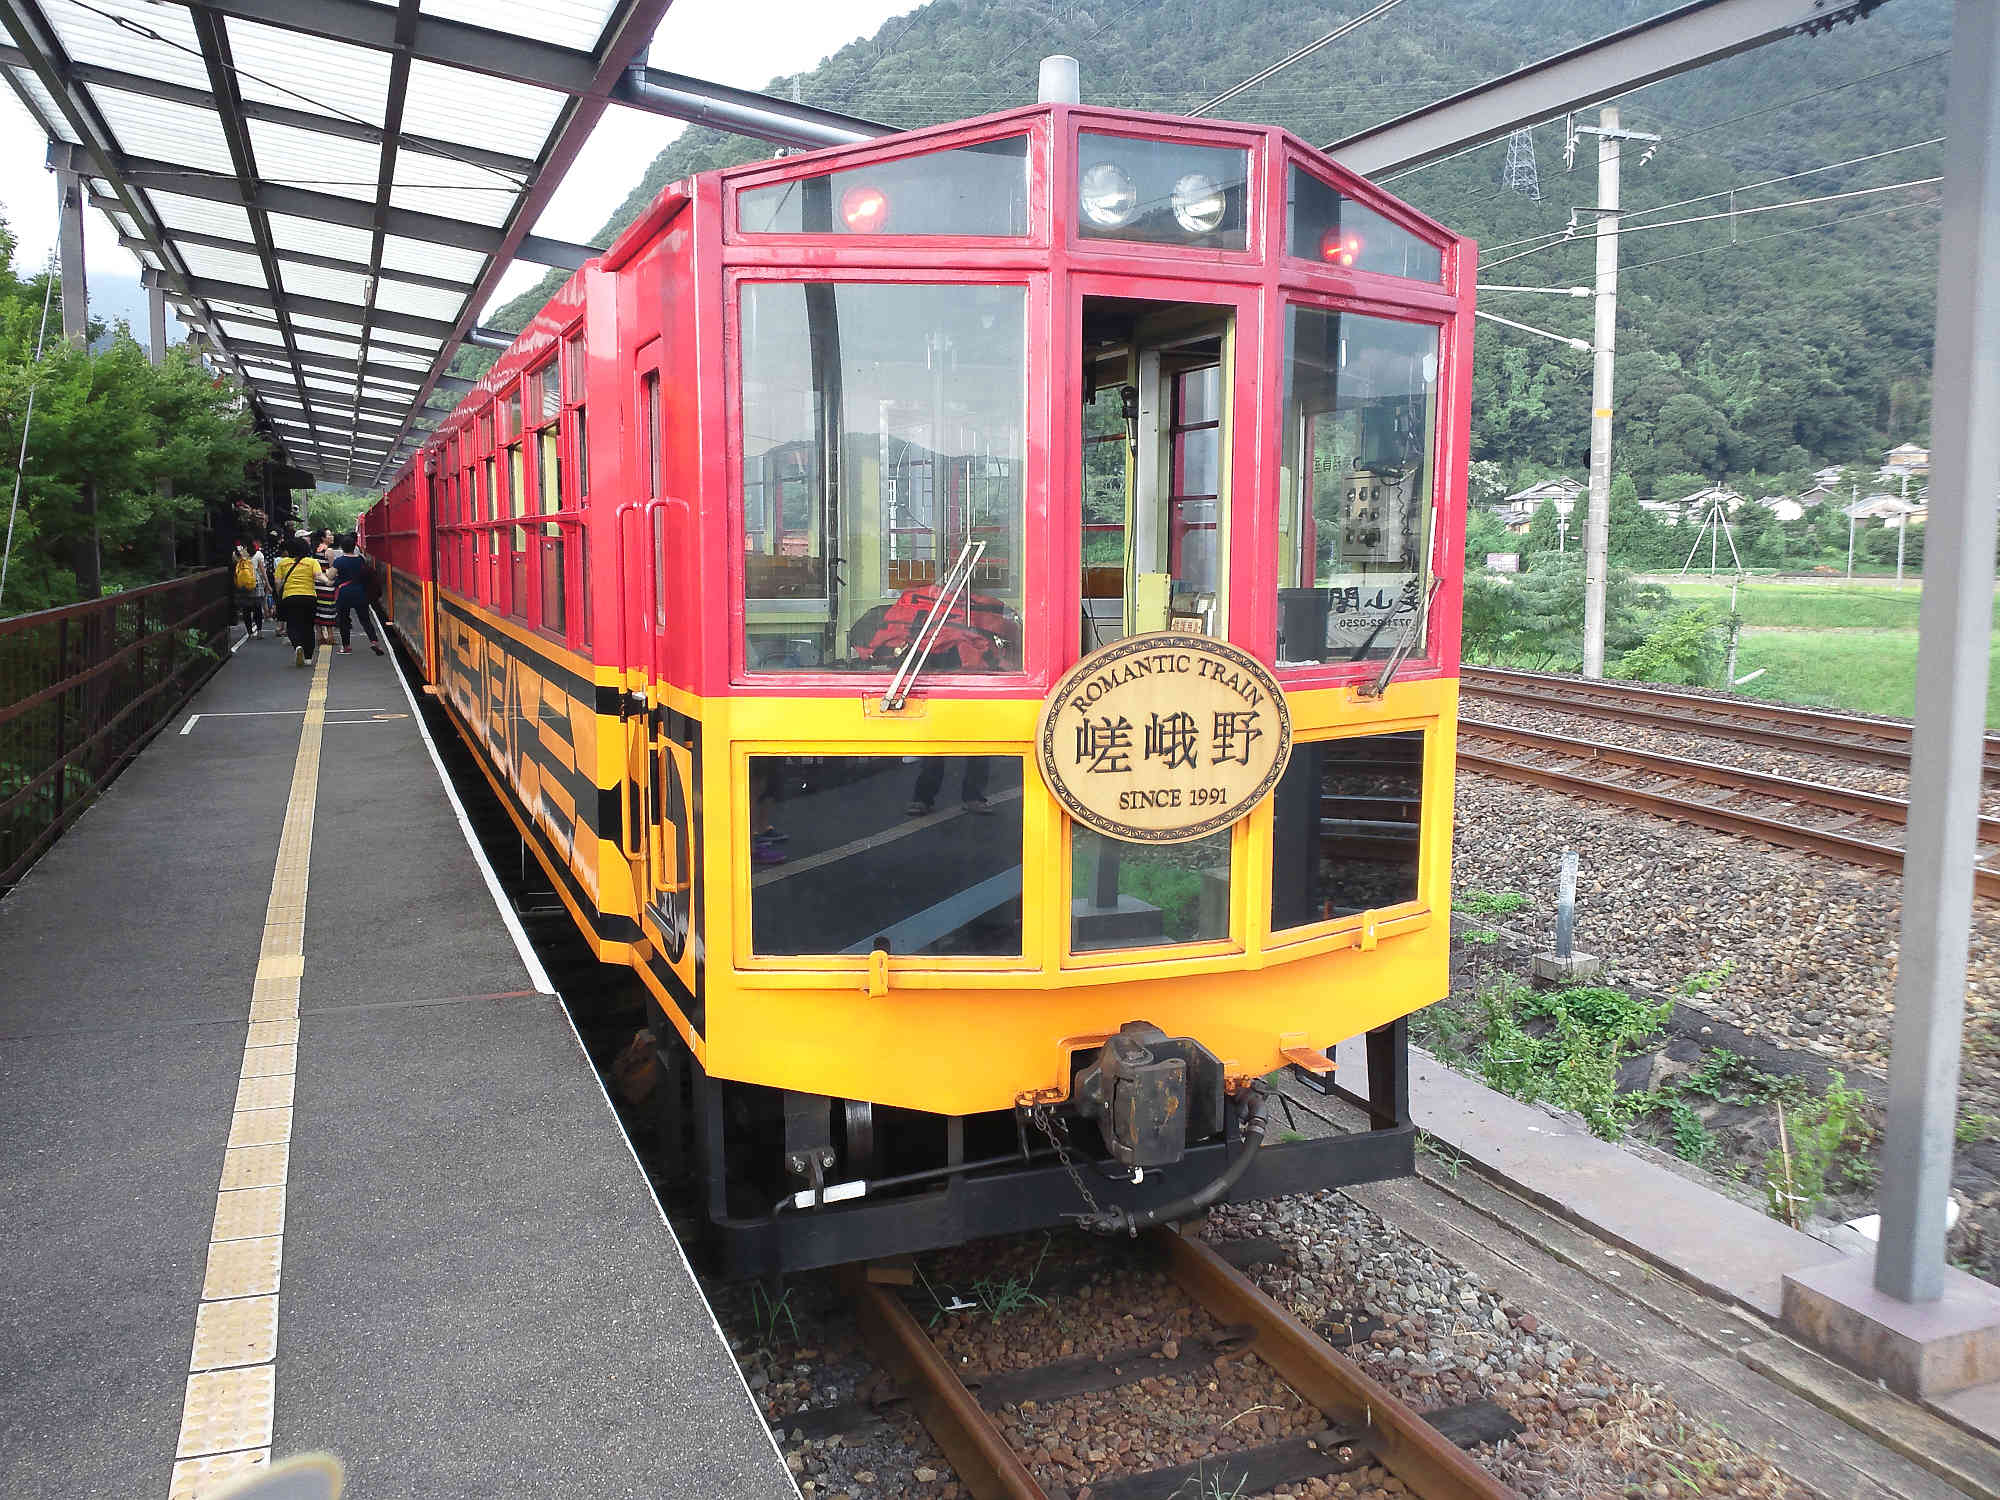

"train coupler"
[1071,1020,1226,1172]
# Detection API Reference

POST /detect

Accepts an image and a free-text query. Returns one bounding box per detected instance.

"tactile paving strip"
[169,657,329,1494]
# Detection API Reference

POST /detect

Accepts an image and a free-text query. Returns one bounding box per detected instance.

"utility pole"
[1578,107,1655,677]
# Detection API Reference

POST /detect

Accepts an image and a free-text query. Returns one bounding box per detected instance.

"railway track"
[844,1227,1521,1500]
[1457,716,2000,900]
[1461,666,2000,779]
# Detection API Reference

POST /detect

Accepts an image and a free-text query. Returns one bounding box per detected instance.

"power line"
[1480,175,1942,269]
[1197,0,1405,115]
[1472,136,1947,260]
[1615,194,1941,276]
[1654,49,1949,149]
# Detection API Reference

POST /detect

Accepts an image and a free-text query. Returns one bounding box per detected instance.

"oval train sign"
[1037,633,1292,844]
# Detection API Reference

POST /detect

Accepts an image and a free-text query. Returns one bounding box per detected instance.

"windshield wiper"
[881,538,986,712]
[1357,573,1442,699]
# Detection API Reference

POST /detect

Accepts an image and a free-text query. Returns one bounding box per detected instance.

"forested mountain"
[474,0,1951,502]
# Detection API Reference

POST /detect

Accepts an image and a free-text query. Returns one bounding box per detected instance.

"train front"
[650,103,1473,1272]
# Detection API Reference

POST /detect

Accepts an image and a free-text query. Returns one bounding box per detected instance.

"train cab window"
[747,755,1024,957]
[1287,167,1443,283]
[641,371,661,498]
[738,137,1029,238]
[1270,730,1423,933]
[1077,297,1233,640]
[738,282,1026,676]
[1071,827,1231,954]
[1076,134,1248,251]
[1274,308,1439,667]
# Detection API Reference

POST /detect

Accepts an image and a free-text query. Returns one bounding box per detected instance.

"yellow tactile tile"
[247,996,297,1024]
[240,1045,295,1078]
[253,954,304,981]
[226,1108,291,1150]
[211,1186,284,1243]
[233,1075,294,1113]
[245,1019,298,1049]
[202,1236,281,1300]
[176,1364,275,1457]
[219,1143,288,1192]
[189,1293,278,1372]
[168,1448,268,1500]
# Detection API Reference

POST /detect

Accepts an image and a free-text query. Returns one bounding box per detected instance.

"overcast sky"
[0,0,920,326]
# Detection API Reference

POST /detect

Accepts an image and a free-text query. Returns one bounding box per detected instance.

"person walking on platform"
[327,534,384,656]
[232,544,263,639]
[275,538,323,667]
[250,539,275,630]
[313,556,339,652]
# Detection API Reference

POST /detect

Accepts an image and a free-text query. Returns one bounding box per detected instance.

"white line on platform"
[181,715,201,736]
[377,611,553,995]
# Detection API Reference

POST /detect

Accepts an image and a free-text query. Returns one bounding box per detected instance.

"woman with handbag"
[275,537,325,667]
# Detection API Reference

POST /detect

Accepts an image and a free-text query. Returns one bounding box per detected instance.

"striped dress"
[314,567,338,629]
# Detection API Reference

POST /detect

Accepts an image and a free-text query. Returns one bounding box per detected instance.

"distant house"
[1671,483,1747,519]
[1798,482,1840,508]
[1637,498,1683,527]
[1757,494,1807,523]
[1491,476,1584,533]
[1812,464,1848,487]
[1846,494,1924,528]
[1879,443,1930,478]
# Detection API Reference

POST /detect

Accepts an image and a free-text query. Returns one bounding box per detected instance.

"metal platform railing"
[0,570,232,892]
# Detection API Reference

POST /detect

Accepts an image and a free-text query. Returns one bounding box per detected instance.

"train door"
[627,337,697,981]
[1078,297,1235,645]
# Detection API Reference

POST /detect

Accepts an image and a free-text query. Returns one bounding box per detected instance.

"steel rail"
[1462,666,2000,776]
[1457,738,2000,901]
[1459,716,2000,845]
[1154,1227,1521,1500]
[847,1234,1522,1500]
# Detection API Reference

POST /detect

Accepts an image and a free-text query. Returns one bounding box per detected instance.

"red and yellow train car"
[362,98,1474,1274]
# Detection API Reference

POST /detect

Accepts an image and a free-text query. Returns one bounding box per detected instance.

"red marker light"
[840,185,891,234]
[1320,230,1361,266]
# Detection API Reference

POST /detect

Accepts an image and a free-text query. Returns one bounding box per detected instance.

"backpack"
[234,555,256,589]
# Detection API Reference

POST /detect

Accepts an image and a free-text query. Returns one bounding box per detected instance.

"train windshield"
[738,281,1027,675]
[1274,308,1440,667]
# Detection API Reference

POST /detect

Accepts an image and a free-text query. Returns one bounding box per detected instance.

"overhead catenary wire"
[1197,0,1405,114]
[1479,175,1943,270]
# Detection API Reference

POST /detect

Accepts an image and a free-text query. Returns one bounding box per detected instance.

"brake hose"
[1076,1080,1271,1237]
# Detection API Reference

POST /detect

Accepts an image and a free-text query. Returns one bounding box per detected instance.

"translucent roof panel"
[421,0,618,53]
[10,67,78,143]
[380,235,485,284]
[390,150,518,229]
[295,333,364,359]
[267,215,376,265]
[224,17,395,128]
[44,0,210,92]
[148,192,257,243]
[400,58,565,157]
[373,280,469,321]
[249,119,383,204]
[92,88,236,175]
[177,243,270,288]
[280,263,371,305]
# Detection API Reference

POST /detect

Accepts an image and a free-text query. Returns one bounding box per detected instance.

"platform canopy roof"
[1,0,674,485]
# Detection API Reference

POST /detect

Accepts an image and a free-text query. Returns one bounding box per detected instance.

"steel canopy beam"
[612,65,890,149]
[1327,0,1895,176]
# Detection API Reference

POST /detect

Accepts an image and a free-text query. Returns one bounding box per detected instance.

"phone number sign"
[1037,632,1292,844]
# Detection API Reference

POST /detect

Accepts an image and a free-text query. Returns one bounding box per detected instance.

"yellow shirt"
[276,556,320,599]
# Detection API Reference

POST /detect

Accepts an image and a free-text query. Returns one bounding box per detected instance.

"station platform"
[0,628,794,1500]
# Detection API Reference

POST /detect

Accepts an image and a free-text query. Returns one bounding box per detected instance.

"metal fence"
[0,569,233,891]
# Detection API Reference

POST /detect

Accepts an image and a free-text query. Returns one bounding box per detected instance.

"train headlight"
[1079,162,1139,229]
[1170,172,1227,235]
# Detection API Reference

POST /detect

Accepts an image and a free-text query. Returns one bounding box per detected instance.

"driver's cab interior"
[1080,297,1234,649]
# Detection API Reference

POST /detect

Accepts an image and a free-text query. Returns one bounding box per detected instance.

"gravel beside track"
[734,1211,1817,1500]
[1205,1195,1810,1499]
[1451,770,2000,1109]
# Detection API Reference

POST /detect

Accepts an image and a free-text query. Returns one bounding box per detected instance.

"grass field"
[1652,580,2000,726]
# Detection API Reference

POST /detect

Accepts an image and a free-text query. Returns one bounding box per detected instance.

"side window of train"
[641,366,665,633]
[1269,729,1424,935]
